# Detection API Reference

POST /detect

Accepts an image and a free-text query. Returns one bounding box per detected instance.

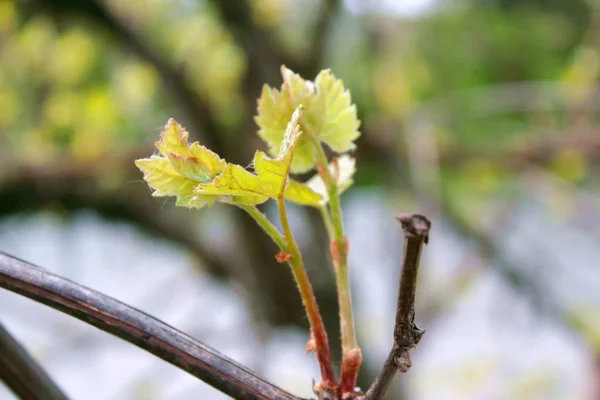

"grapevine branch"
[363,214,431,400]
[0,252,306,400]
[0,322,69,400]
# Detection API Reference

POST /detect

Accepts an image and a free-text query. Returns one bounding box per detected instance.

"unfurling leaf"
[195,106,323,206]
[136,111,323,209]
[135,157,212,208]
[306,155,356,205]
[135,118,225,209]
[255,66,361,173]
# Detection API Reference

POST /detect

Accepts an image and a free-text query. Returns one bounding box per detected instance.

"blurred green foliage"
[1,0,598,252]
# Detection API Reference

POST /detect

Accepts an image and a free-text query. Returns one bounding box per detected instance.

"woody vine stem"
[364,214,431,399]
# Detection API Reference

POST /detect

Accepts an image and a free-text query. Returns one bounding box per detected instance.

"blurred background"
[1,0,599,399]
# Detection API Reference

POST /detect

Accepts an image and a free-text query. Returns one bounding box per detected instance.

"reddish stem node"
[275,251,293,263]
[332,157,340,182]
[340,348,363,398]
[329,236,349,270]
[305,336,317,354]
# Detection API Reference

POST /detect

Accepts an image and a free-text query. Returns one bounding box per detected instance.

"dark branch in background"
[302,0,340,78]
[0,153,230,280]
[363,215,431,400]
[210,0,286,87]
[0,253,307,400]
[209,0,289,164]
[211,0,341,82]
[0,323,69,400]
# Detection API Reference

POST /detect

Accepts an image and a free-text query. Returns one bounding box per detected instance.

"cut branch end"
[363,214,431,400]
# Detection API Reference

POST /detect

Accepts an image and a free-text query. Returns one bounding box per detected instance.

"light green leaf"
[307,70,361,153]
[193,163,269,205]
[255,66,360,173]
[284,180,322,206]
[135,157,216,208]
[306,155,356,204]
[195,106,322,205]
[135,118,225,209]
[254,79,316,173]
[156,118,225,182]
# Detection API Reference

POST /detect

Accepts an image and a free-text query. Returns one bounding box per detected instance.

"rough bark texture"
[363,215,431,400]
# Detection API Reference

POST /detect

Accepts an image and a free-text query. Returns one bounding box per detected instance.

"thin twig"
[0,322,69,400]
[363,214,431,400]
[0,252,306,400]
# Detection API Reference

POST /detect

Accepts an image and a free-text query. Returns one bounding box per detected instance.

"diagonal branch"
[0,252,306,400]
[363,214,431,400]
[211,0,340,83]
[303,0,340,77]
[0,322,69,400]
[26,0,227,156]
[210,0,288,87]
[0,154,230,280]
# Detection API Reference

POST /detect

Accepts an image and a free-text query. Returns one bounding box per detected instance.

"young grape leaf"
[155,118,225,182]
[135,119,225,209]
[284,180,322,206]
[195,106,323,206]
[306,70,361,153]
[255,66,360,173]
[136,157,215,208]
